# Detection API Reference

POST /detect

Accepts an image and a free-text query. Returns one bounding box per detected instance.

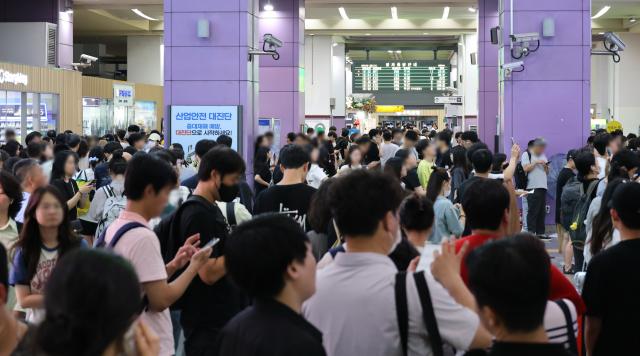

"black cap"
[612,183,640,228]
[566,149,577,161]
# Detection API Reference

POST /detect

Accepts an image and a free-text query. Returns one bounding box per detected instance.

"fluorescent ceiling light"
[339,7,349,20]
[387,50,393,53]
[395,50,402,53]
[442,6,450,20]
[423,32,430,35]
[264,3,274,11]
[132,8,158,21]
[591,5,610,19]
[391,7,398,20]
[468,7,476,13]
[365,33,371,36]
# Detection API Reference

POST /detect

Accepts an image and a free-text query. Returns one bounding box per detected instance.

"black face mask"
[218,182,239,203]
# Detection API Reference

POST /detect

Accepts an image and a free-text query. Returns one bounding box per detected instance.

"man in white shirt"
[521,137,549,239]
[303,170,490,356]
[13,159,47,224]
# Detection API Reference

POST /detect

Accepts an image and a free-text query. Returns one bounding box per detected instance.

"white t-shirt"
[521,151,548,190]
[304,252,479,356]
[544,299,578,347]
[15,191,30,224]
[307,164,328,189]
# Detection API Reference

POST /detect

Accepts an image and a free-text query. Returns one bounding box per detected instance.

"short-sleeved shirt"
[303,252,479,356]
[403,167,421,192]
[253,163,272,196]
[307,164,328,189]
[521,151,548,190]
[254,183,317,232]
[104,211,174,356]
[380,142,400,167]
[85,178,125,224]
[431,196,464,243]
[582,238,640,355]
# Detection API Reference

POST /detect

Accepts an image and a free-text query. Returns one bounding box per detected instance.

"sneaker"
[538,235,552,242]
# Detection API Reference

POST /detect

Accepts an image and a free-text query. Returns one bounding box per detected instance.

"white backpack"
[95,185,127,239]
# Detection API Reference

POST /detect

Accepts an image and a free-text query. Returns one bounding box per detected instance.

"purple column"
[478,0,499,146]
[259,0,304,146]
[500,0,591,224]
[164,0,260,165]
[500,0,590,155]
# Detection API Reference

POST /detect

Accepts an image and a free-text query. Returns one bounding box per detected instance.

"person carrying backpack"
[560,150,600,272]
[83,151,128,241]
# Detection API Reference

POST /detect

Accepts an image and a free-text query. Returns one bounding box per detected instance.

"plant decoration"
[346,95,377,114]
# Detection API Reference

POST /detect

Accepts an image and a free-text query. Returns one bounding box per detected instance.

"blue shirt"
[430,195,464,243]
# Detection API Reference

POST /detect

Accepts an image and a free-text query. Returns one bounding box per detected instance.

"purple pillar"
[164,0,260,165]
[500,0,591,156]
[259,0,304,147]
[478,0,499,146]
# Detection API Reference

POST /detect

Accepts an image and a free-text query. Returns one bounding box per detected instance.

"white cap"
[148,133,162,142]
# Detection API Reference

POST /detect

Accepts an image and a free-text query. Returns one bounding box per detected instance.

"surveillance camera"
[604,32,626,51]
[510,32,540,43]
[263,34,283,49]
[80,54,98,63]
[502,61,524,70]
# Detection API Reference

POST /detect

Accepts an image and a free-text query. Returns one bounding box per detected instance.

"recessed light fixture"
[592,5,611,19]
[598,32,605,35]
[391,7,398,20]
[395,50,402,53]
[264,1,274,11]
[442,6,450,20]
[468,7,477,13]
[630,17,637,23]
[132,9,158,21]
[387,50,393,53]
[423,32,430,35]
[365,33,371,36]
[339,7,349,20]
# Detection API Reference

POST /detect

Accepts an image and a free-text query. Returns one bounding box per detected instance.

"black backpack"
[514,151,531,190]
[154,196,217,264]
[560,177,599,246]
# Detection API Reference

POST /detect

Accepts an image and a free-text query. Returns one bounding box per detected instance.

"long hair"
[590,179,626,257]
[12,186,81,283]
[451,145,470,176]
[50,150,78,182]
[426,167,450,202]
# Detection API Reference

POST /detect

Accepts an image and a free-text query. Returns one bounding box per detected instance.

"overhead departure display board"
[352,61,450,93]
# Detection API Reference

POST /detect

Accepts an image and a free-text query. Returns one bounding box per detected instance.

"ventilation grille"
[46,24,57,66]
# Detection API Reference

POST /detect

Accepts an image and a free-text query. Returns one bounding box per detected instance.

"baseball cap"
[533,137,547,147]
[148,133,162,142]
[611,182,640,228]
[566,149,577,161]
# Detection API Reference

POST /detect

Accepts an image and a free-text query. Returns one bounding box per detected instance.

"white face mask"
[444,187,452,197]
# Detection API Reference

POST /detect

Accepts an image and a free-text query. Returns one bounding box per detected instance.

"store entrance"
[0,90,59,144]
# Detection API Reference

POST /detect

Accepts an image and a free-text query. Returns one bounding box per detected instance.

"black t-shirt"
[175,196,247,332]
[582,238,640,356]
[214,298,326,356]
[464,341,572,356]
[436,148,453,168]
[254,183,317,231]
[253,163,272,196]
[388,238,420,271]
[365,142,380,165]
[455,175,484,204]
[403,167,421,192]
[555,168,575,222]
[51,178,79,221]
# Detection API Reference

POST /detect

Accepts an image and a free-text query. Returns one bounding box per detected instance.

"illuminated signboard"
[170,105,242,156]
[0,69,28,86]
[352,60,450,93]
[113,83,135,106]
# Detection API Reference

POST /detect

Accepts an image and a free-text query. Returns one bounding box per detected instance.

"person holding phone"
[521,138,550,240]
[50,150,94,223]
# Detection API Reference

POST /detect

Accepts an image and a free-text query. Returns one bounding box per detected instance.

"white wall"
[462,33,479,116]
[331,43,346,116]
[127,36,163,86]
[0,23,52,67]
[305,35,333,115]
[591,55,612,120]
[611,33,640,135]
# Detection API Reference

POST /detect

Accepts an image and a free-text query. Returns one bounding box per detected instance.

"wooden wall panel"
[0,61,82,132]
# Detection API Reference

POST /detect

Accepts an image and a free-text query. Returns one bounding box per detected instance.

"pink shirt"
[105,211,174,356]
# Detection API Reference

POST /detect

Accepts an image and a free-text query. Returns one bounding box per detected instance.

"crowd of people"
[0,123,638,356]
